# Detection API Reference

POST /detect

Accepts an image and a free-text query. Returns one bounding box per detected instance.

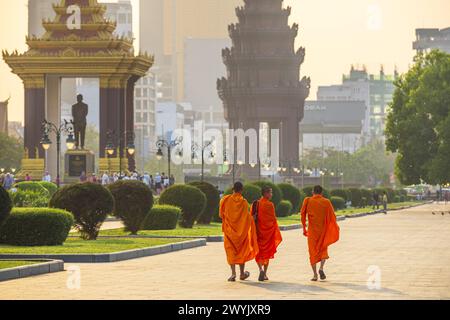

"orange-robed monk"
[300,185,340,281]
[219,182,259,282]
[251,186,282,282]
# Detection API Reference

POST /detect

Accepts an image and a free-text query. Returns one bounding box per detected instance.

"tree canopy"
[385,50,450,185]
[0,133,23,170]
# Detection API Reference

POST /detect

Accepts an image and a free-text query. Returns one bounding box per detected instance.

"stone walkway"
[1,203,450,300]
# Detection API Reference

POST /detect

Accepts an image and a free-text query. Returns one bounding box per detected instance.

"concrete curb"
[0,259,64,282]
[0,239,207,264]
[68,234,224,243]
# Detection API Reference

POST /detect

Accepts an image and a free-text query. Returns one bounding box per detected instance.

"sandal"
[311,277,318,282]
[228,275,236,282]
[240,271,250,281]
[319,270,326,280]
[258,271,266,282]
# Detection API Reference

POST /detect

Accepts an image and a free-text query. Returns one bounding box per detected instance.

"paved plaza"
[1,203,450,300]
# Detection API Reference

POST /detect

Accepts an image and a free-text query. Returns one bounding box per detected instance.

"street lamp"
[40,119,75,187]
[156,136,183,178]
[192,139,214,182]
[105,130,136,178]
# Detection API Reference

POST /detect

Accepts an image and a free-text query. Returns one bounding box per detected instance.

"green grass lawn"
[0,238,190,255]
[0,261,40,270]
[336,201,425,216]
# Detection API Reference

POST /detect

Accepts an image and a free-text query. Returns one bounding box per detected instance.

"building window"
[118,13,127,24]
[136,100,141,110]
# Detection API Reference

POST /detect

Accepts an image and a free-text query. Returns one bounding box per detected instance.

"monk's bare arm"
[300,198,308,234]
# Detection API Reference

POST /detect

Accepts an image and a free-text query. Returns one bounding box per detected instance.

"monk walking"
[220,182,259,282]
[300,185,340,281]
[251,186,282,282]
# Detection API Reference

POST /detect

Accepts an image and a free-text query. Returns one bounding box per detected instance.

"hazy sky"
[1,0,449,123]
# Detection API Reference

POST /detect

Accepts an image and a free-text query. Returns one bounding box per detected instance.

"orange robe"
[220,193,259,265]
[300,194,340,265]
[252,197,283,265]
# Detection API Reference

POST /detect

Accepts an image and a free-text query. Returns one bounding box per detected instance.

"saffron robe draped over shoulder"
[252,197,282,265]
[220,193,259,265]
[300,194,340,265]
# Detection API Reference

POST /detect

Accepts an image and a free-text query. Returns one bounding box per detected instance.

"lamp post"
[156,136,183,178]
[40,119,76,188]
[105,130,136,179]
[192,139,214,183]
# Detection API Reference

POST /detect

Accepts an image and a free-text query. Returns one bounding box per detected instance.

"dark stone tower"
[218,0,310,179]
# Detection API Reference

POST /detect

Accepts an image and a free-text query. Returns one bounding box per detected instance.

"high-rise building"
[139,0,240,103]
[318,66,398,140]
[28,0,55,37]
[413,28,450,54]
[104,0,133,39]
[0,98,9,135]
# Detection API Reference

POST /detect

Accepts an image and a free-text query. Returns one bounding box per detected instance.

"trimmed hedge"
[38,181,58,196]
[0,208,74,246]
[188,181,220,225]
[331,196,346,211]
[348,188,363,208]
[360,189,372,206]
[14,182,49,196]
[9,190,49,208]
[50,182,114,240]
[302,186,331,199]
[0,186,12,224]
[276,200,293,217]
[252,181,283,207]
[278,183,303,214]
[224,183,262,205]
[331,189,350,202]
[159,185,207,228]
[141,205,181,230]
[108,180,154,235]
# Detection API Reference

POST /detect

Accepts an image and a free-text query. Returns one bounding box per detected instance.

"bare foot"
[311,274,318,282]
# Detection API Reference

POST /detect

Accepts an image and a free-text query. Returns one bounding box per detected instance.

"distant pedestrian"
[382,191,388,214]
[372,192,380,210]
[2,173,14,190]
[80,171,87,183]
[42,171,52,182]
[101,172,110,185]
[25,173,32,181]
[155,173,162,194]
[169,174,175,186]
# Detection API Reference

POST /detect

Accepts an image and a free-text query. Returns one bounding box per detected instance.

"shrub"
[159,185,207,228]
[394,196,401,203]
[360,189,372,206]
[302,186,330,199]
[225,183,262,205]
[348,188,363,208]
[276,200,293,217]
[9,190,49,208]
[108,180,154,235]
[188,181,220,225]
[14,182,49,195]
[361,197,368,207]
[49,182,114,240]
[278,183,303,214]
[141,205,181,230]
[0,208,74,246]
[0,186,12,224]
[252,181,283,207]
[302,186,314,197]
[38,181,58,196]
[331,196,346,211]
[331,189,350,202]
